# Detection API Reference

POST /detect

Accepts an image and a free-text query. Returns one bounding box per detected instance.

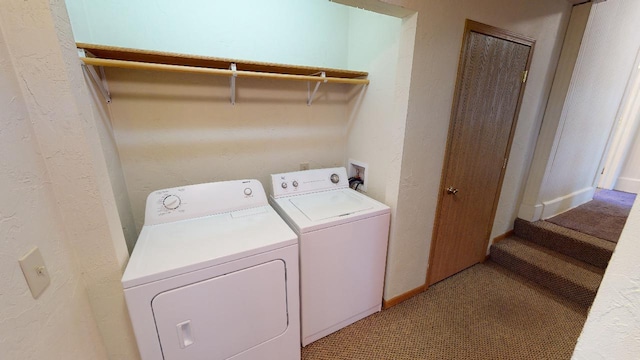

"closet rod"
[81,57,369,85]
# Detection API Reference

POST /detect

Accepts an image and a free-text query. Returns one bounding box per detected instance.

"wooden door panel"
[428,23,533,285]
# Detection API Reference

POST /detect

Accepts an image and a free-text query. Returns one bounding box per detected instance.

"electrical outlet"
[19,247,50,299]
[300,162,310,171]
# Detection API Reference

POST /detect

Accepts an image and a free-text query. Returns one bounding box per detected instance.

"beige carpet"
[302,262,586,360]
[547,189,636,243]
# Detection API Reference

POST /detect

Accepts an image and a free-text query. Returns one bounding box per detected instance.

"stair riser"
[513,218,610,269]
[491,247,596,308]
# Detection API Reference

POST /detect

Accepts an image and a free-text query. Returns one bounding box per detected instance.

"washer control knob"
[244,188,252,196]
[292,180,299,188]
[330,174,340,184]
[163,194,181,210]
[281,182,288,189]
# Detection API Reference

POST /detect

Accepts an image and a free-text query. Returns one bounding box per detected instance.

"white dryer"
[269,167,390,346]
[122,180,300,360]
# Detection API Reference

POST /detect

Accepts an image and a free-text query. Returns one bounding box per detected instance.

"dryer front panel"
[151,260,288,360]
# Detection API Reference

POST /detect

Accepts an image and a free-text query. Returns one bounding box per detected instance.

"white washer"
[122,180,300,360]
[269,167,390,346]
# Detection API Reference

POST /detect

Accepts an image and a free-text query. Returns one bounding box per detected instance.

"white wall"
[343,8,415,301]
[597,48,640,194]
[0,0,139,358]
[381,0,571,298]
[519,3,591,221]
[86,73,138,252]
[108,69,350,232]
[0,21,109,360]
[572,196,640,359]
[616,129,640,194]
[345,9,404,201]
[523,0,640,220]
[66,0,351,69]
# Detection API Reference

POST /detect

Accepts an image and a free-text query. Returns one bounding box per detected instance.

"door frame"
[426,20,535,286]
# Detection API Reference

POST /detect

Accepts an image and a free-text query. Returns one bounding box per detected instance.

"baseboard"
[541,187,595,219]
[517,203,543,221]
[492,230,514,244]
[382,283,428,309]
[614,177,640,194]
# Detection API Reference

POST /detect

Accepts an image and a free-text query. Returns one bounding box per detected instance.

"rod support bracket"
[230,63,237,105]
[307,71,327,106]
[78,49,112,103]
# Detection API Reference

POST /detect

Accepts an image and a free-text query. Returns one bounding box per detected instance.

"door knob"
[446,186,459,195]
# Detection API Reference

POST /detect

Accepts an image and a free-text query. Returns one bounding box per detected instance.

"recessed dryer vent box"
[348,159,368,192]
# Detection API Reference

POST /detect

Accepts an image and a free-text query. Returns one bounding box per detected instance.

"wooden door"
[427,21,534,286]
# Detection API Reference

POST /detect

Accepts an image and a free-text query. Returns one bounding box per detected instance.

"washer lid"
[270,188,390,234]
[290,190,373,221]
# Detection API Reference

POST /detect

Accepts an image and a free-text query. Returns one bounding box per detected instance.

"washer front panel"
[298,213,389,345]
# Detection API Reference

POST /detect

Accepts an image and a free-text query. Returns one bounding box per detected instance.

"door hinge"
[503,158,508,169]
[522,70,528,83]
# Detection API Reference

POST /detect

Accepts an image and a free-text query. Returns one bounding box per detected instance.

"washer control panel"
[144,179,268,225]
[271,167,349,198]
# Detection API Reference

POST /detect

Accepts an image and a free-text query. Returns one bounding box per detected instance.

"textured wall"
[84,72,138,252]
[572,197,640,359]
[0,11,110,360]
[344,9,415,301]
[0,0,139,358]
[382,0,571,298]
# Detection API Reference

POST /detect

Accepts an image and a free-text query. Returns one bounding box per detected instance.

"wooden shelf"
[77,43,368,82]
[77,43,369,104]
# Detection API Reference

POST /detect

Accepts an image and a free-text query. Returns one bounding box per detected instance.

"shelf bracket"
[230,63,237,105]
[307,71,327,106]
[78,49,111,103]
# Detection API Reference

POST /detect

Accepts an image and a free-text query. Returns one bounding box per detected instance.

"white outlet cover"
[19,247,50,299]
[348,159,368,192]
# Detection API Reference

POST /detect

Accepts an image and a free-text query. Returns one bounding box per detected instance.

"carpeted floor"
[301,262,587,360]
[547,189,636,243]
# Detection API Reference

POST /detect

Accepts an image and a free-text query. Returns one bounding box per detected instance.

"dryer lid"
[290,189,373,221]
[122,206,297,288]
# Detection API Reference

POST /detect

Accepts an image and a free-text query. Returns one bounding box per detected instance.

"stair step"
[490,237,603,307]
[513,218,614,269]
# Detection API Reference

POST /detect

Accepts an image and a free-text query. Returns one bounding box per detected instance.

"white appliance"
[269,167,390,346]
[122,180,300,360]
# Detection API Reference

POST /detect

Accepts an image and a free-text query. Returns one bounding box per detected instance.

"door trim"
[426,20,535,286]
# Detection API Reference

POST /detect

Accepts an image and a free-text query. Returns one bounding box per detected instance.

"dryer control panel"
[271,167,349,198]
[144,180,268,226]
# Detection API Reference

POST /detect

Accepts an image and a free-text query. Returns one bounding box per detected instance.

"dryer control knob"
[281,182,288,189]
[163,194,181,210]
[244,188,252,196]
[330,174,340,184]
[292,180,299,188]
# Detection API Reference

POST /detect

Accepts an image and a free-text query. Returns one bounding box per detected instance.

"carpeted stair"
[490,218,613,308]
